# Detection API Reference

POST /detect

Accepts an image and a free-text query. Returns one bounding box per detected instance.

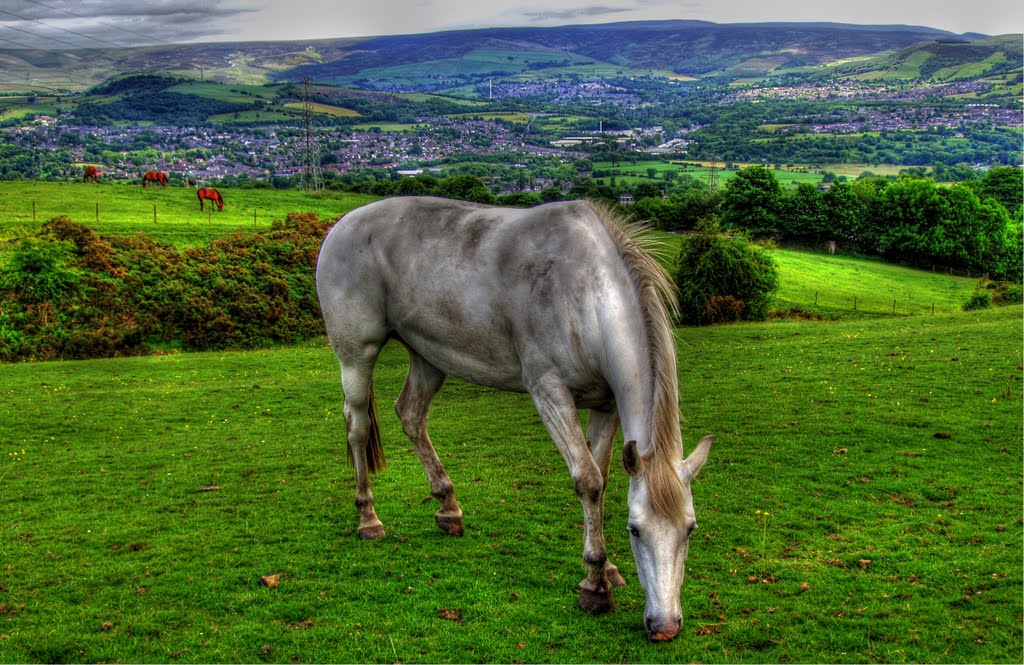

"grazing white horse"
[316,196,712,641]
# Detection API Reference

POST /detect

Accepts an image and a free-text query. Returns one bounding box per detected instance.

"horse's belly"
[391,323,526,392]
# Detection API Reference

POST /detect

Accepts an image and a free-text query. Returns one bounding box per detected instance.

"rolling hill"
[2,20,1013,94]
[820,34,1024,81]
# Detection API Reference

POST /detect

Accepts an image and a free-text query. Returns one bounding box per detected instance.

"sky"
[1,0,1022,51]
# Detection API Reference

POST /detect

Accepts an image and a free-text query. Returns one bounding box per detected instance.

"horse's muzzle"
[646,615,681,641]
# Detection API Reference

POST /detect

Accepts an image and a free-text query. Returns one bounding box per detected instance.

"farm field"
[0,303,1020,663]
[592,160,828,190]
[0,181,376,249]
[770,250,979,318]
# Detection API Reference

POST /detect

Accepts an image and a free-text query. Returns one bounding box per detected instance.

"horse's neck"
[599,310,659,453]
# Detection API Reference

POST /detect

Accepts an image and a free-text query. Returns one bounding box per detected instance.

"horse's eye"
[687,522,698,537]
[628,525,640,538]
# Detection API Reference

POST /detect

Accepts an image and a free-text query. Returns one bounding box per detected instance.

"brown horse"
[83,166,100,183]
[198,188,224,211]
[142,170,168,188]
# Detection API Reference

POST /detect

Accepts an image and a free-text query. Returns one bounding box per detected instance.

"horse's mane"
[587,200,685,524]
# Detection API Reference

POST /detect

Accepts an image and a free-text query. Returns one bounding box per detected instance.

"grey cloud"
[520,5,632,22]
[1,0,261,48]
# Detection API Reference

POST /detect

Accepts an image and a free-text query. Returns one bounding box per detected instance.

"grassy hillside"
[0,304,1019,662]
[0,181,376,249]
[828,34,1024,83]
[771,249,979,317]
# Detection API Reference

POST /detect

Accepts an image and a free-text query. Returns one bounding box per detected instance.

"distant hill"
[278,21,962,85]
[820,34,1023,81]
[0,20,1018,94]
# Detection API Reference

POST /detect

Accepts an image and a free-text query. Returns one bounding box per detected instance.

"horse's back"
[317,197,623,390]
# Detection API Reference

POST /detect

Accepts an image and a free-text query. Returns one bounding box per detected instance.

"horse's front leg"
[587,408,626,589]
[530,377,616,614]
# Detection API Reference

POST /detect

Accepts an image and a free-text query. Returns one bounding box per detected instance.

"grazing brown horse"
[83,166,100,183]
[197,187,224,211]
[142,170,168,188]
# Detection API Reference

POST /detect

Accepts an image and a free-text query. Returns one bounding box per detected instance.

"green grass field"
[0,198,1020,661]
[0,302,1019,662]
[592,161,827,190]
[0,181,376,248]
[771,250,979,317]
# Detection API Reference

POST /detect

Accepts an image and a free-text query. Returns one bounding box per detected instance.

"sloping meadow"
[0,305,1020,662]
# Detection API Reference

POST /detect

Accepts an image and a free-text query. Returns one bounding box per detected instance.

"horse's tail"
[346,379,387,473]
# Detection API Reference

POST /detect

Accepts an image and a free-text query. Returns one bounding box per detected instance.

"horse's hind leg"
[340,344,386,539]
[395,349,464,536]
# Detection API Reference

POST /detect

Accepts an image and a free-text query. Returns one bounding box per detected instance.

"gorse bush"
[0,213,333,362]
[674,220,780,326]
[962,291,992,311]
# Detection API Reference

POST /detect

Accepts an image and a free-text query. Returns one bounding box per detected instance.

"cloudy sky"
[1,0,1022,50]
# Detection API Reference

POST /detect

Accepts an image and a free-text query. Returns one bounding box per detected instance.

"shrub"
[962,291,992,311]
[705,295,746,323]
[996,283,1023,305]
[674,220,780,326]
[0,213,335,361]
[1,234,83,304]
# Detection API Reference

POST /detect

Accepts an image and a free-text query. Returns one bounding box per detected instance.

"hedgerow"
[0,213,333,362]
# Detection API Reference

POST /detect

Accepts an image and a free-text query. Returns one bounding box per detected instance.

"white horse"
[316,196,712,641]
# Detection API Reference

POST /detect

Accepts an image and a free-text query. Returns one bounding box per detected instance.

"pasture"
[0,181,375,250]
[771,250,978,318]
[591,160,827,190]
[0,295,1020,662]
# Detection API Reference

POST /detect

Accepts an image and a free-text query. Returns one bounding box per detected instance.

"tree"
[875,178,944,265]
[781,183,828,243]
[720,166,783,237]
[975,166,1023,218]
[633,180,662,201]
[823,182,872,252]
[674,220,779,326]
[395,177,428,196]
[436,174,494,204]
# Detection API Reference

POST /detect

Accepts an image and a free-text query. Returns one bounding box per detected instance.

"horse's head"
[623,434,712,641]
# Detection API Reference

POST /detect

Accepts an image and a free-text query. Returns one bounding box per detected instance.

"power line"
[19,0,177,47]
[0,7,127,49]
[0,21,89,50]
[0,34,41,50]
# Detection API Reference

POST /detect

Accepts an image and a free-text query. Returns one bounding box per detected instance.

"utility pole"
[299,77,322,191]
[707,158,719,192]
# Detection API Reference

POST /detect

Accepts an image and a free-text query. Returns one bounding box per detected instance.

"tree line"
[629,166,1023,282]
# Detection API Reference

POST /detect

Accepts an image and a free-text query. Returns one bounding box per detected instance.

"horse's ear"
[681,435,714,480]
[622,440,642,476]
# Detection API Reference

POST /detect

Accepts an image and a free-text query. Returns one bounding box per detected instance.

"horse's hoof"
[435,512,464,536]
[358,523,385,540]
[607,567,627,588]
[578,586,615,615]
